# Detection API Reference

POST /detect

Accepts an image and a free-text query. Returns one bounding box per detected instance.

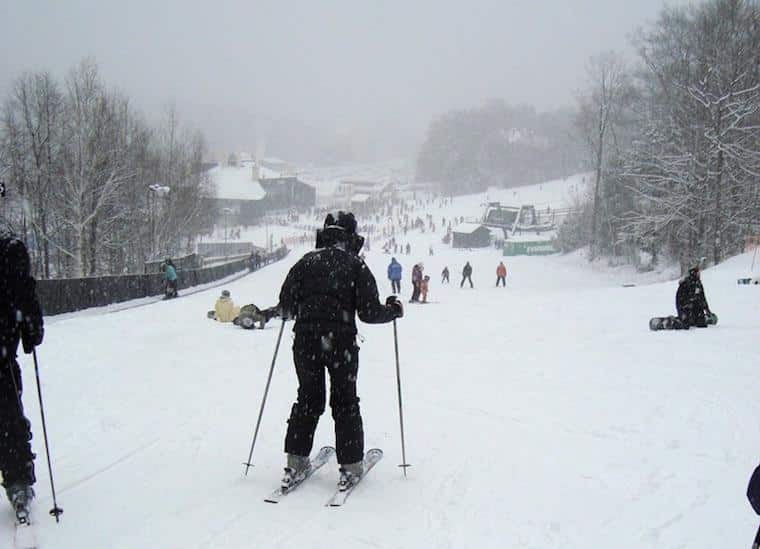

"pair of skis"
[264,447,383,507]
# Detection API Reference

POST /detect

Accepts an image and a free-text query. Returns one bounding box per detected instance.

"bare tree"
[576,51,635,259]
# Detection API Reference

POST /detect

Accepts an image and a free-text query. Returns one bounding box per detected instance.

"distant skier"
[420,275,430,303]
[162,259,179,298]
[441,266,450,284]
[405,243,411,255]
[278,211,403,489]
[461,261,474,288]
[387,257,402,294]
[496,261,507,287]
[675,265,712,328]
[410,263,423,302]
[0,219,43,519]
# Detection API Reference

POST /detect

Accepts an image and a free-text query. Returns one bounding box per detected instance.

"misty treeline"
[564,0,760,273]
[0,58,215,279]
[416,100,585,194]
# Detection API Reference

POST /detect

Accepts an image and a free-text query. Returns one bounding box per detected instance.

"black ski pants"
[0,359,35,488]
[496,276,506,287]
[391,279,401,294]
[285,332,364,465]
[460,274,473,288]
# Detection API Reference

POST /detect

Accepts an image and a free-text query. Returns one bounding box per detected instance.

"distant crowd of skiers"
[386,257,511,303]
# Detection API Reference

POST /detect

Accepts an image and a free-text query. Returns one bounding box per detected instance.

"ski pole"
[243,319,286,476]
[31,350,64,522]
[392,319,411,477]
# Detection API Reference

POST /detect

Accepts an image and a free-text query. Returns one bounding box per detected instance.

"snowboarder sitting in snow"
[420,275,430,303]
[278,211,403,489]
[675,265,712,328]
[209,290,240,322]
[234,303,278,329]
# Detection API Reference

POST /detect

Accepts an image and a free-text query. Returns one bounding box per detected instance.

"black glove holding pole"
[386,296,403,319]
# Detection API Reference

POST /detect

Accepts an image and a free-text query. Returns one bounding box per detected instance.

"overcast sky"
[0,0,683,160]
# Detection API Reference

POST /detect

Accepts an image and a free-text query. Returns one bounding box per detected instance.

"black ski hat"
[315,211,363,253]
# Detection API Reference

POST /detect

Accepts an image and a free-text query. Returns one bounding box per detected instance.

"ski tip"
[367,448,383,457]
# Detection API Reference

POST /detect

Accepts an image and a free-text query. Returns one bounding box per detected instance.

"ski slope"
[11,178,760,548]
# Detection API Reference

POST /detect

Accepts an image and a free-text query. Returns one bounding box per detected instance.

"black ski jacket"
[0,233,44,358]
[279,230,396,335]
[676,275,709,312]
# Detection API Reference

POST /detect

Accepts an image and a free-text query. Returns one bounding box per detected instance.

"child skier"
[420,275,430,303]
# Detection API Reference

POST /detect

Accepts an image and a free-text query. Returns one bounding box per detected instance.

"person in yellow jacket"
[213,290,240,322]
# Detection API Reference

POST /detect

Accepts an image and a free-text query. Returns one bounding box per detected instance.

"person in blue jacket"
[387,257,402,294]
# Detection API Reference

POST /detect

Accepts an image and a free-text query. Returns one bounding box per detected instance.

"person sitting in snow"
[675,265,712,328]
[212,290,240,322]
[235,303,278,329]
[420,275,430,303]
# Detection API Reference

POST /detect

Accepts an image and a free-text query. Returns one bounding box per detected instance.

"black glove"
[385,296,403,319]
[21,314,44,354]
[749,463,760,515]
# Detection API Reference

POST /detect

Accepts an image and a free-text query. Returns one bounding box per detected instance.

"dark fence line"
[144,252,203,274]
[197,241,261,258]
[37,246,289,316]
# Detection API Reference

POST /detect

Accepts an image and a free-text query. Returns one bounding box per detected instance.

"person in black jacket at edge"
[0,219,44,517]
[676,265,712,328]
[277,211,403,488]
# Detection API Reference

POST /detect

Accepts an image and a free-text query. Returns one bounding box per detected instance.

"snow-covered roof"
[453,223,489,235]
[258,166,283,180]
[350,193,372,203]
[208,166,265,201]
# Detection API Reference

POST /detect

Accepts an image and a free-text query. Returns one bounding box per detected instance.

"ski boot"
[337,461,364,490]
[6,484,34,524]
[280,454,311,490]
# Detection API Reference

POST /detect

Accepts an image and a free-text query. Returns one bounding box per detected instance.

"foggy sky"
[1,0,682,160]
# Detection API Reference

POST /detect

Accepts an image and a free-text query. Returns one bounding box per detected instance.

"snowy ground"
[10,177,760,548]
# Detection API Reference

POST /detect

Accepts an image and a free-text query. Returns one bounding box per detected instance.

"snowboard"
[649,312,718,331]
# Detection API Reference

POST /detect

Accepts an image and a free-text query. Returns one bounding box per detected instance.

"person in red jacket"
[496,261,507,287]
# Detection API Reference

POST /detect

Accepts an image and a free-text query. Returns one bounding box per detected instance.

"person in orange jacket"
[496,261,507,287]
[420,275,430,303]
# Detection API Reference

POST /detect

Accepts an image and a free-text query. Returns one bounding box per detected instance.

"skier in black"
[0,219,43,517]
[278,212,403,488]
[461,261,474,288]
[675,266,711,328]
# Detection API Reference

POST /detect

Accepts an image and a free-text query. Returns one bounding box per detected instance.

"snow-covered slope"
[13,178,760,548]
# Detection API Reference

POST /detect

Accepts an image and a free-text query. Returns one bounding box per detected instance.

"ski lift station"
[480,202,567,256]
